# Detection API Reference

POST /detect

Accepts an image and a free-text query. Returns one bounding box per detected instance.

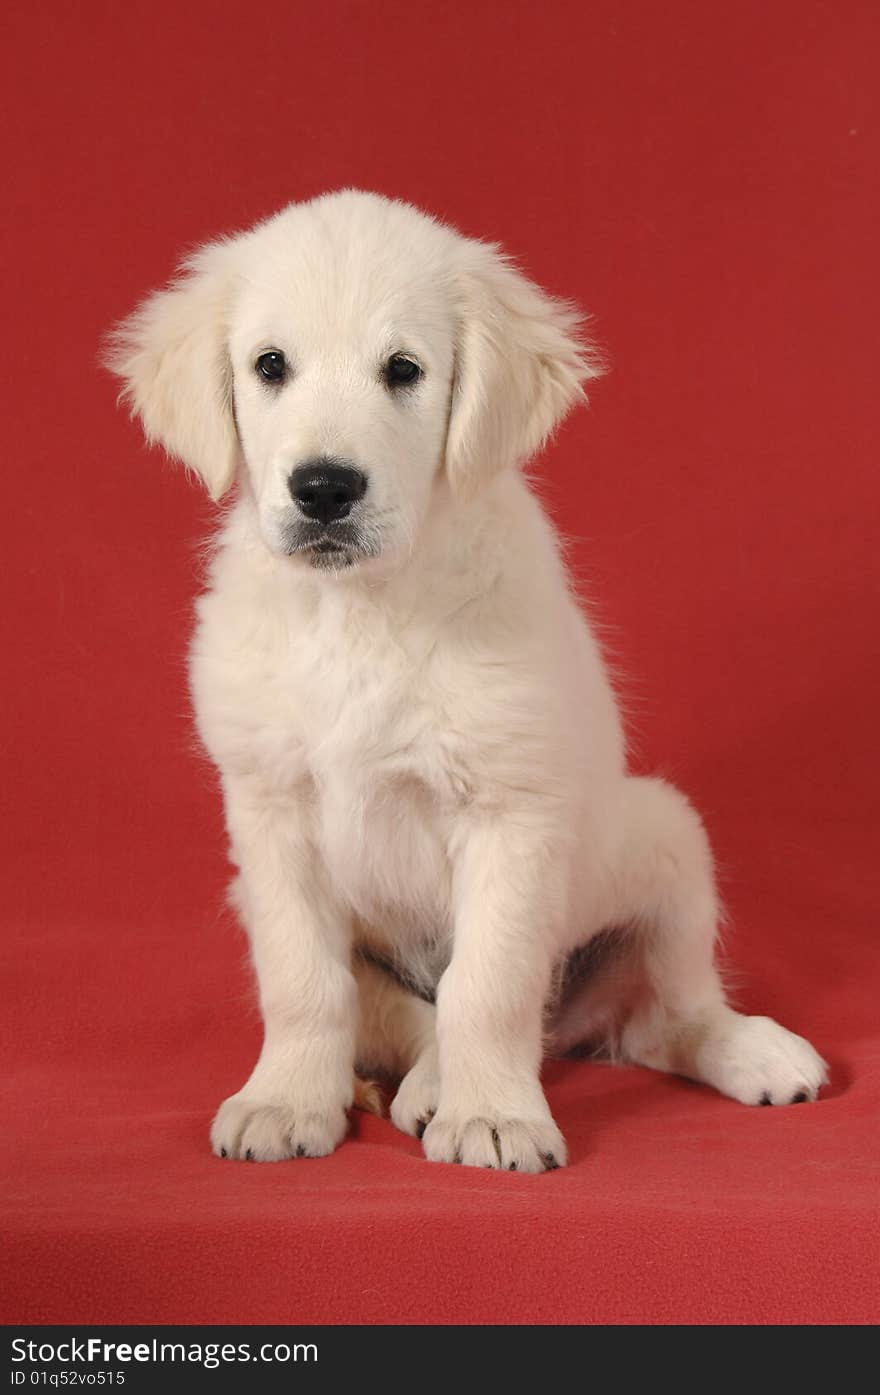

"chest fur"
[194,578,469,926]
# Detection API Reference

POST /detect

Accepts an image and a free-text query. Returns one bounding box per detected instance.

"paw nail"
[295,1144,306,1158]
[790,1090,809,1104]
[220,1147,227,1158]
[508,1162,518,1171]
[490,1127,502,1166]
[415,1119,428,1140]
[759,1093,772,1106]
[542,1153,559,1171]
[245,1148,254,1161]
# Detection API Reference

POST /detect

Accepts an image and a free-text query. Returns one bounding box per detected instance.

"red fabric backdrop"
[2,0,878,1324]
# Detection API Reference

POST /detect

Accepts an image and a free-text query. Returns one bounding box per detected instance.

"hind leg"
[353,956,440,1136]
[584,777,828,1104]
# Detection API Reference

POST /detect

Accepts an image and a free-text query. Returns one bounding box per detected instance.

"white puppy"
[109,191,827,1171]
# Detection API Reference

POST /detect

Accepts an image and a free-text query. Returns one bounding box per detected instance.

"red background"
[2,0,878,1324]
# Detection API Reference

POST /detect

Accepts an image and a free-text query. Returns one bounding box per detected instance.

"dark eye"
[255,350,287,384]
[384,354,422,389]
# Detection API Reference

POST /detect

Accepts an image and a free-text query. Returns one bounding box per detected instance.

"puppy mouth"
[306,539,357,571]
[281,520,378,571]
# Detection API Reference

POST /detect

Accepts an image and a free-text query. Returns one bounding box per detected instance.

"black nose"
[288,459,367,524]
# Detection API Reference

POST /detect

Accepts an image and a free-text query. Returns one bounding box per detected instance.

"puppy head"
[107,192,601,573]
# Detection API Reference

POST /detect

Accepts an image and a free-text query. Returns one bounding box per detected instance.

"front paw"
[211,1090,349,1161]
[422,1112,567,1173]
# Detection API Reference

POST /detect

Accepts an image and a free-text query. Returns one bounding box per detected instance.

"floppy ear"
[105,240,239,501]
[446,242,603,500]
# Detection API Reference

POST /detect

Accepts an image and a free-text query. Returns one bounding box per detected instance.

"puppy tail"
[352,1075,385,1117]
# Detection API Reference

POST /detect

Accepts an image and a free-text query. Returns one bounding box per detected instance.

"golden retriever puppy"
[109,191,826,1171]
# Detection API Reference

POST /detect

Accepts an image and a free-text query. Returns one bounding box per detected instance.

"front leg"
[211,778,356,1162]
[423,813,568,1173]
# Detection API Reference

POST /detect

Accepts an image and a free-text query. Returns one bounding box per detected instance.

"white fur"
[109,191,827,1172]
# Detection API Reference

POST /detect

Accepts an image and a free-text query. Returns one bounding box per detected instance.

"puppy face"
[108,191,601,575]
[227,200,458,571]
